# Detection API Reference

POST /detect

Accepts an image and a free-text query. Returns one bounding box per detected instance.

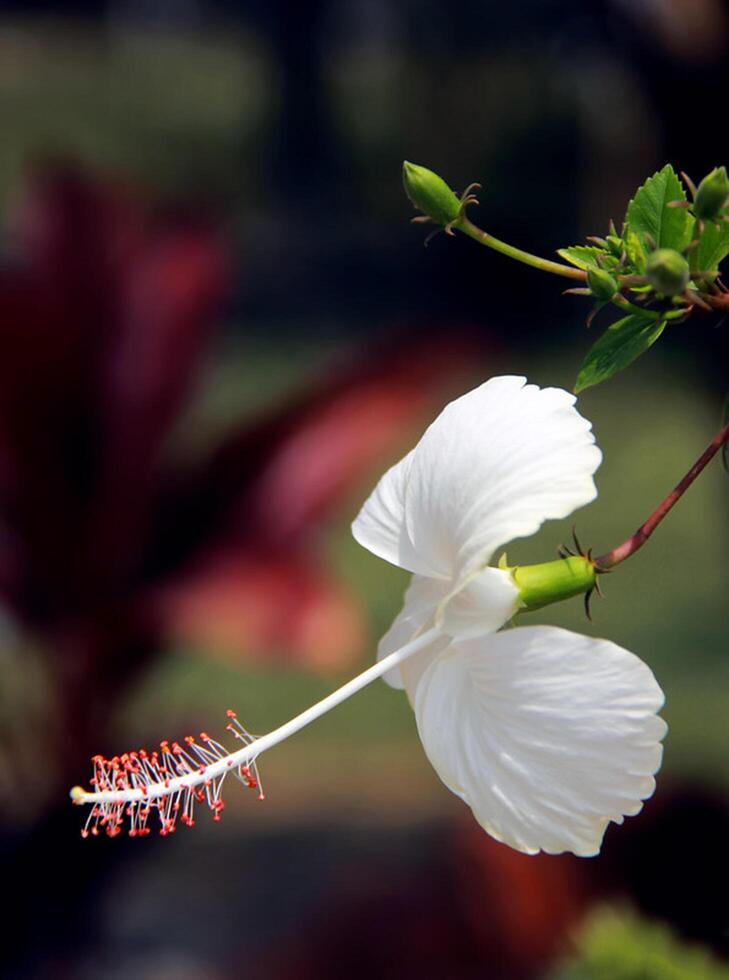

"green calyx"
[645,248,690,296]
[587,267,618,302]
[509,555,597,613]
[693,166,729,222]
[402,161,461,227]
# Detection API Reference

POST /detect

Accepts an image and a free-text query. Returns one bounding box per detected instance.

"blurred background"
[0,1,728,977]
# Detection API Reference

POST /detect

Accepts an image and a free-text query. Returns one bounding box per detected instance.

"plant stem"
[612,298,689,322]
[456,217,587,281]
[596,420,729,570]
[613,296,657,318]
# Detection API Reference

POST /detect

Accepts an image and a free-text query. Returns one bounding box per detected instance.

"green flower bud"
[511,555,596,613]
[645,248,690,295]
[587,267,618,302]
[402,161,461,227]
[693,166,729,222]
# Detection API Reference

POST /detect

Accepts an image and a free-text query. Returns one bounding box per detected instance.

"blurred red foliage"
[0,163,476,797]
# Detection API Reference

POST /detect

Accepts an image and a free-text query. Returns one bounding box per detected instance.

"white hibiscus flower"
[71,376,666,852]
[352,375,666,857]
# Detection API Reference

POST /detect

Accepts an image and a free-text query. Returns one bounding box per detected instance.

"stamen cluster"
[75,711,264,839]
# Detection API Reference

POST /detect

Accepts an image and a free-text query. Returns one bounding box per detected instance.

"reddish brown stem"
[595,420,729,570]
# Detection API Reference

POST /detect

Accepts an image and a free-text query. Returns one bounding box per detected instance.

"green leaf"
[722,395,729,473]
[557,245,605,270]
[575,314,666,393]
[625,165,694,252]
[694,220,729,274]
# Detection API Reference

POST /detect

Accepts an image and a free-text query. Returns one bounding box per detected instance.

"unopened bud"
[646,248,690,295]
[402,161,461,227]
[693,166,729,222]
[512,555,596,613]
[587,267,618,302]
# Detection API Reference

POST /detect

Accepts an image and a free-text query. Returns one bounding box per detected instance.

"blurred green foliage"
[0,19,275,206]
[551,906,729,980]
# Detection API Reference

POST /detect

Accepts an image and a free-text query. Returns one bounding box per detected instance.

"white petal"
[440,567,519,640]
[351,450,442,577]
[404,376,602,582]
[376,576,449,689]
[410,625,666,857]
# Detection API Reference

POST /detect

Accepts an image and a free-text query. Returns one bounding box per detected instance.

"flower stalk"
[596,420,729,570]
[455,216,587,281]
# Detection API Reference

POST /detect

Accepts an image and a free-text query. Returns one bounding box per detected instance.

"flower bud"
[402,161,461,227]
[645,248,690,295]
[511,555,596,613]
[693,166,729,222]
[587,267,618,302]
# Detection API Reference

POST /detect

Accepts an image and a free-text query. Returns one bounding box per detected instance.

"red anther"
[258,793,266,802]
[81,829,89,839]
[75,707,265,840]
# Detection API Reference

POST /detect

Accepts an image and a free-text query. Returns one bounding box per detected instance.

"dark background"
[0,2,727,978]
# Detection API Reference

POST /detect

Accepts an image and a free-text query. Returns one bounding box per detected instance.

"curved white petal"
[376,576,449,689]
[410,625,666,857]
[440,567,520,640]
[404,377,602,582]
[351,450,442,577]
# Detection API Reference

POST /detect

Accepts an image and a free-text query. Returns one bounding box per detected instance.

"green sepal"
[575,314,666,393]
[402,161,461,227]
[693,166,729,222]
[587,267,618,301]
[512,556,596,613]
[645,248,690,295]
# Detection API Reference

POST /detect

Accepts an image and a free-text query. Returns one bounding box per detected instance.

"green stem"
[613,296,655,318]
[456,217,587,282]
[612,297,688,322]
